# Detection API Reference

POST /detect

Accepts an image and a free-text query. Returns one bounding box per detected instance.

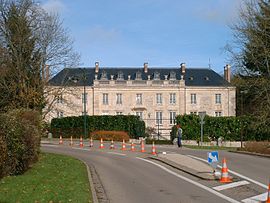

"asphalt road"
[42,141,270,203]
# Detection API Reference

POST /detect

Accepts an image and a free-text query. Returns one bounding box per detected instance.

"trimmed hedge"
[172,115,269,142]
[0,110,41,178]
[90,131,130,142]
[146,139,173,145]
[51,115,145,139]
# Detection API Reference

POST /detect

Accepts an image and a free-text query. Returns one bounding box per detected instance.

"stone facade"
[45,63,236,139]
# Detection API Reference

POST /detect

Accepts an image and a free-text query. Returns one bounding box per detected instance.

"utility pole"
[83,68,87,139]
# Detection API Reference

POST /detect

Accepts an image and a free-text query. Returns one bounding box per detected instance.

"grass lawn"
[0,153,92,203]
[184,145,237,151]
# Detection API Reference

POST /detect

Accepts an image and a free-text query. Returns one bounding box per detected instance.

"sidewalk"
[151,152,217,180]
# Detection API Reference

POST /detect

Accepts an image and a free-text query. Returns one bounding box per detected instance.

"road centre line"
[136,157,240,203]
[107,152,126,156]
[187,155,268,189]
[213,180,250,191]
[241,192,268,203]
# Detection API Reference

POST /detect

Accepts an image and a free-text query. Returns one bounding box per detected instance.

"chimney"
[95,62,99,73]
[181,63,186,75]
[144,62,148,73]
[224,64,231,82]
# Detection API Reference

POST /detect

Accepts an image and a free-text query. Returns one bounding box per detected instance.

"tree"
[0,0,80,114]
[229,0,270,129]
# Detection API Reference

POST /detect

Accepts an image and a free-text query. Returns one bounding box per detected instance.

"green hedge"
[0,110,41,179]
[145,139,173,145]
[50,115,145,139]
[172,115,268,141]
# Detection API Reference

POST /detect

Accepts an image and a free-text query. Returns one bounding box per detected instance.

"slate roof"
[49,67,232,87]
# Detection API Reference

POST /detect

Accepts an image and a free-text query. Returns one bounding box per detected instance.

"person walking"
[177,125,183,148]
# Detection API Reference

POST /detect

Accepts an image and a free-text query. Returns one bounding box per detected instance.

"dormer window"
[189,76,194,81]
[101,70,108,80]
[169,71,176,80]
[117,71,124,80]
[153,71,160,80]
[205,76,209,81]
[135,71,142,80]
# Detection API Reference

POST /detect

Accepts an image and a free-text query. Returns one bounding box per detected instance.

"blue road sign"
[207,151,219,164]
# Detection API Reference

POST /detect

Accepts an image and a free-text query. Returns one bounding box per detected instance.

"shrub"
[0,109,40,178]
[146,139,173,145]
[51,115,145,139]
[90,131,130,142]
[242,142,270,155]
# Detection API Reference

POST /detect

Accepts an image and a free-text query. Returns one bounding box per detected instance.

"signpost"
[207,151,219,171]
[198,111,206,145]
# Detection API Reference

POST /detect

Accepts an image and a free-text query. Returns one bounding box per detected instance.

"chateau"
[46,62,236,138]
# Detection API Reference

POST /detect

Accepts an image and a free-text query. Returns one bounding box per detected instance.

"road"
[42,141,270,203]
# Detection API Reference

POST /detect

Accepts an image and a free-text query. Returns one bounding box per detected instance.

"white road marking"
[241,192,268,203]
[213,180,250,191]
[187,155,268,189]
[41,144,58,147]
[107,152,126,156]
[136,157,240,203]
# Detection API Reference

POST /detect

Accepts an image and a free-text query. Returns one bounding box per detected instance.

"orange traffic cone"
[266,181,270,203]
[70,136,73,146]
[151,141,157,155]
[130,142,136,152]
[59,135,63,144]
[121,139,126,150]
[80,137,84,148]
[110,140,115,149]
[140,140,146,153]
[220,158,232,183]
[99,138,105,149]
[89,137,93,147]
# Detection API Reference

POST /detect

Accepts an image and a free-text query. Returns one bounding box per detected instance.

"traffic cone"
[266,181,270,203]
[59,135,63,145]
[89,137,93,147]
[151,141,157,155]
[220,158,232,183]
[99,138,105,149]
[121,139,126,150]
[140,140,146,153]
[80,137,84,148]
[130,142,136,152]
[110,140,115,149]
[70,136,73,146]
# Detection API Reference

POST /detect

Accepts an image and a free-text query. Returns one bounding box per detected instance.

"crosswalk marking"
[241,192,268,203]
[213,180,250,191]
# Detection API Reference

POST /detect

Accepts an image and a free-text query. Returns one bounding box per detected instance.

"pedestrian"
[177,124,182,148]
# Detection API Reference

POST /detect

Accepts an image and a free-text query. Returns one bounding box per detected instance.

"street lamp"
[71,68,87,138]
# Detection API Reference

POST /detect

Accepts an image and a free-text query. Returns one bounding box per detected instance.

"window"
[101,70,108,80]
[136,94,142,105]
[117,71,124,80]
[215,94,221,104]
[57,111,63,118]
[215,111,222,117]
[116,112,123,115]
[169,111,176,125]
[103,93,108,105]
[57,94,63,104]
[135,71,142,80]
[156,93,162,104]
[190,111,197,115]
[170,93,176,104]
[153,71,160,80]
[156,111,163,125]
[136,112,143,120]
[116,93,122,104]
[191,94,197,104]
[169,71,176,80]
[82,93,88,104]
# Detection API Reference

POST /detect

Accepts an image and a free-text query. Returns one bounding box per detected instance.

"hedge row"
[171,115,269,141]
[90,131,130,141]
[50,115,145,139]
[0,110,41,179]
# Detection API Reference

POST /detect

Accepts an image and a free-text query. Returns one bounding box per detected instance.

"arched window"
[153,71,160,80]
[135,71,142,80]
[101,70,108,80]
[117,71,124,80]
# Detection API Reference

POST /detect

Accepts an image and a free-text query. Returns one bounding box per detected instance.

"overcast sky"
[41,0,243,74]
